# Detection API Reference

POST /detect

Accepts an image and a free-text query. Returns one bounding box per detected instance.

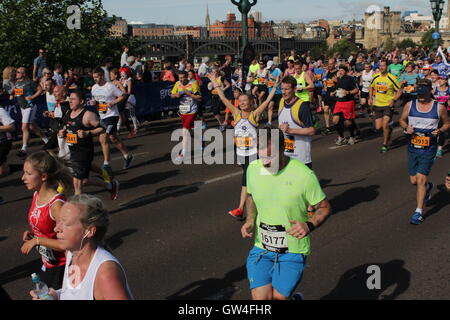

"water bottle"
[31,273,54,300]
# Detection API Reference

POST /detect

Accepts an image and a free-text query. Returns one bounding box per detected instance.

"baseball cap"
[266,61,274,69]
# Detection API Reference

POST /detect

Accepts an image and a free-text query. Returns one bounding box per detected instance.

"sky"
[102,0,436,25]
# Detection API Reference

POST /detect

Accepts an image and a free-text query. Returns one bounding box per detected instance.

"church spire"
[205,4,211,30]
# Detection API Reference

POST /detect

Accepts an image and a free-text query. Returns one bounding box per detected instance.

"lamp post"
[231,0,258,53]
[430,0,445,50]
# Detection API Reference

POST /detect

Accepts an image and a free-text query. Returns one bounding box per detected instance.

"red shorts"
[333,101,356,120]
[181,113,196,129]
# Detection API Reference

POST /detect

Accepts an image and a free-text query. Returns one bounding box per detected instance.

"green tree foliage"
[383,38,395,51]
[310,43,329,60]
[421,28,443,48]
[396,38,416,51]
[0,0,130,70]
[332,39,358,58]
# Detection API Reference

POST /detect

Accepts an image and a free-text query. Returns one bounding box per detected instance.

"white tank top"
[361,70,374,92]
[60,247,133,300]
[278,99,312,165]
[234,111,258,158]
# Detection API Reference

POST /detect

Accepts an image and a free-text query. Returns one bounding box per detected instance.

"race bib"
[211,89,218,95]
[411,133,430,148]
[284,136,295,153]
[325,80,334,88]
[37,245,56,263]
[258,78,265,84]
[315,74,323,81]
[14,88,24,96]
[259,223,288,253]
[404,86,415,93]
[234,136,254,149]
[98,103,108,113]
[376,84,389,93]
[267,80,275,88]
[66,133,78,145]
[179,104,191,114]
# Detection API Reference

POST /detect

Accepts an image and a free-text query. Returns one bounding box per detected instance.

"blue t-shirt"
[399,73,420,95]
[33,56,47,79]
[313,67,326,88]
[431,62,449,77]
[268,68,282,94]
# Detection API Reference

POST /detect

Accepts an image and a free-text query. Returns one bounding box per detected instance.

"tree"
[397,38,416,51]
[0,0,122,70]
[310,43,329,60]
[421,28,443,48]
[384,38,395,51]
[332,39,358,59]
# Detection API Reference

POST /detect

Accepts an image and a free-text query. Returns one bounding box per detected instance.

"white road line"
[119,170,242,207]
[112,152,149,161]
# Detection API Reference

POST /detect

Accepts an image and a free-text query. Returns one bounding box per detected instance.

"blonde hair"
[25,151,72,192]
[2,66,16,81]
[68,194,109,245]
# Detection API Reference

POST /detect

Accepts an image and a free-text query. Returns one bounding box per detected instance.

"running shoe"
[109,180,120,201]
[16,149,27,158]
[435,149,443,158]
[266,122,272,126]
[291,292,304,301]
[380,145,388,153]
[425,182,433,205]
[102,164,114,182]
[347,137,356,145]
[228,208,244,219]
[335,137,347,146]
[410,211,424,225]
[122,154,134,170]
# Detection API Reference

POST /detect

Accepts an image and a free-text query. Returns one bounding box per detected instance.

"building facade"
[109,17,128,38]
[131,24,174,37]
[174,27,202,38]
[209,13,256,38]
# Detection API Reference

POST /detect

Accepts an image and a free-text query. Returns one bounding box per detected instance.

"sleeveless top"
[434,87,450,110]
[28,192,66,268]
[234,111,258,158]
[60,247,133,300]
[46,93,57,112]
[361,70,374,93]
[278,97,312,164]
[63,108,94,161]
[120,77,136,105]
[408,99,440,155]
[294,72,310,102]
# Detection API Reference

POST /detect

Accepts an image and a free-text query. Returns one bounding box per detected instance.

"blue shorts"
[246,246,307,298]
[408,150,435,177]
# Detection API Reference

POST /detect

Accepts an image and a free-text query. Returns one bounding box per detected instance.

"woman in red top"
[21,151,72,289]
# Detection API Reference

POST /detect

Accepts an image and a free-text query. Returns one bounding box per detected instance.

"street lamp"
[430,0,445,50]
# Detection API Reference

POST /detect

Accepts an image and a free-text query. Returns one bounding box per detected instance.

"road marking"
[119,170,242,207]
[112,152,149,161]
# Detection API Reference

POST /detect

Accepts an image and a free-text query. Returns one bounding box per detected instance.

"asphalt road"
[0,112,449,300]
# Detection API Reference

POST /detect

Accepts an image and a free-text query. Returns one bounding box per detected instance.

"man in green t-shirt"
[387,56,404,79]
[241,128,331,300]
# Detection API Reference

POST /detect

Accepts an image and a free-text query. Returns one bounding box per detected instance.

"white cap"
[266,61,274,69]
[127,56,136,63]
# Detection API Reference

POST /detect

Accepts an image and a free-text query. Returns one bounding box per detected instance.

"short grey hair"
[68,194,109,245]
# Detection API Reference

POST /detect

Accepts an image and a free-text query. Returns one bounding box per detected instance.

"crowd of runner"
[0,44,449,300]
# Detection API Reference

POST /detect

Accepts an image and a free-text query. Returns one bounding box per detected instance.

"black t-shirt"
[336,75,357,102]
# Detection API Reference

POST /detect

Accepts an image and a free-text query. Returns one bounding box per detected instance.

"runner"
[293,62,314,103]
[252,60,268,106]
[369,60,402,153]
[278,76,316,168]
[0,105,15,177]
[21,151,72,290]
[241,128,331,300]
[266,60,283,126]
[209,73,281,219]
[333,65,360,146]
[284,60,295,77]
[31,194,133,300]
[433,74,450,158]
[313,60,326,111]
[224,87,242,128]
[207,67,230,131]
[60,91,119,198]
[322,62,338,135]
[118,67,139,139]
[387,56,404,79]
[398,62,420,106]
[90,68,133,177]
[109,68,130,137]
[171,71,202,162]
[360,63,375,117]
[399,78,450,225]
[13,67,48,158]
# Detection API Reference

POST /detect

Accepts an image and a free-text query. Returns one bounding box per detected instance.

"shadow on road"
[120,170,180,190]
[0,259,42,286]
[321,260,410,300]
[105,229,138,251]
[0,237,7,242]
[319,178,367,189]
[166,265,246,300]
[425,184,450,219]
[127,153,172,170]
[329,185,380,215]
[0,285,11,300]
[110,184,201,215]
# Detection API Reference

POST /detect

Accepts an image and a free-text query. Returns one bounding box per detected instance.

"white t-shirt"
[46,92,57,111]
[121,52,129,67]
[91,82,123,119]
[0,107,15,141]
